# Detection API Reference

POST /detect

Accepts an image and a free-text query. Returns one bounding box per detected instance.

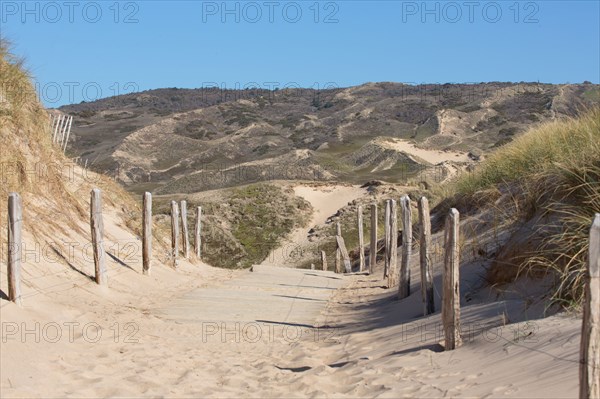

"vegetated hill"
[59,82,600,194]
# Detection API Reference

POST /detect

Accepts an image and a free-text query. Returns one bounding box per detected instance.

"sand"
[380,137,471,164]
[0,184,583,398]
[259,184,367,267]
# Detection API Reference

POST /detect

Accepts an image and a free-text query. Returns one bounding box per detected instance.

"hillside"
[59,82,600,194]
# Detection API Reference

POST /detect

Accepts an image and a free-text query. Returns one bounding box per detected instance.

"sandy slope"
[381,137,471,164]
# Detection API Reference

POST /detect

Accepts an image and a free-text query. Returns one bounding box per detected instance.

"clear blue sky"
[1,0,599,107]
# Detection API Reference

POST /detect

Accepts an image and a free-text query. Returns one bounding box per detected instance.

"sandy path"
[259,184,367,267]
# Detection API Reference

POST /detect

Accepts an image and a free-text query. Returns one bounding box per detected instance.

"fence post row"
[358,205,365,272]
[336,235,352,273]
[442,208,461,351]
[90,189,107,285]
[195,206,202,259]
[384,200,391,279]
[180,200,190,259]
[142,192,152,275]
[7,193,23,305]
[171,201,180,268]
[399,195,412,299]
[335,222,342,273]
[369,203,377,275]
[388,199,398,288]
[580,213,600,399]
[418,197,434,315]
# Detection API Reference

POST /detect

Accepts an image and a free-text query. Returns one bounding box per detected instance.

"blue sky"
[1,0,599,107]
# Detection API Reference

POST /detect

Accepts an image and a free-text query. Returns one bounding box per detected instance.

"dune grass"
[453,107,600,307]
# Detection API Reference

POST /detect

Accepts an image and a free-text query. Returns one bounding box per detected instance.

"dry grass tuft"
[451,107,600,307]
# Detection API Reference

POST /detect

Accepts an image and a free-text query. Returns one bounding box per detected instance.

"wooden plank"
[388,199,398,288]
[442,208,461,350]
[336,235,352,273]
[418,197,435,315]
[384,200,391,279]
[142,192,152,275]
[195,206,202,259]
[580,213,600,399]
[358,205,365,272]
[335,222,342,273]
[90,189,107,285]
[399,195,412,298]
[171,201,180,268]
[180,200,189,259]
[321,250,327,271]
[369,203,377,275]
[7,193,22,305]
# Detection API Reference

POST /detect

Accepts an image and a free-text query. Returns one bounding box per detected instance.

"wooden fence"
[4,191,599,397]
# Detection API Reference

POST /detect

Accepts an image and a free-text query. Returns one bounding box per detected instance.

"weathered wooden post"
[52,114,63,143]
[335,222,342,273]
[369,203,377,274]
[442,208,461,350]
[336,235,352,273]
[321,250,327,271]
[358,205,365,272]
[90,189,107,285]
[195,206,202,259]
[384,200,391,279]
[580,214,600,399]
[180,200,189,259]
[7,193,22,305]
[388,199,398,288]
[142,192,152,275]
[399,195,412,298]
[62,116,73,153]
[418,197,434,315]
[170,201,180,268]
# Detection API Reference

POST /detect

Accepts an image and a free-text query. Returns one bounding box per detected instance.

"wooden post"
[142,192,152,275]
[336,235,352,273]
[62,116,73,153]
[419,197,435,315]
[399,195,412,298]
[442,208,461,350]
[59,114,69,148]
[52,114,62,143]
[580,213,600,399]
[369,203,377,274]
[180,200,189,259]
[90,189,107,285]
[358,205,365,272]
[384,200,391,279]
[7,193,22,305]
[321,250,327,271]
[388,199,398,288]
[170,201,179,267]
[311,263,315,270]
[195,206,202,259]
[335,222,342,273]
